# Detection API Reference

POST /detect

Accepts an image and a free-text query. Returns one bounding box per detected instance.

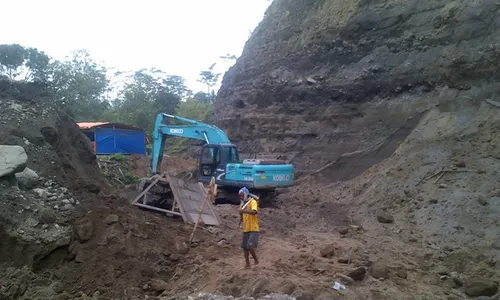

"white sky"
[0,0,271,93]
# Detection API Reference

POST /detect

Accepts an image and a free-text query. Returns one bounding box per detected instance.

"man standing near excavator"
[238,187,259,268]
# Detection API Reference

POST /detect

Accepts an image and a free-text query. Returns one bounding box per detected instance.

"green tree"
[177,97,213,121]
[107,68,187,136]
[193,91,212,103]
[198,63,220,95]
[48,50,110,121]
[24,47,50,82]
[0,44,26,80]
[167,96,213,153]
[162,74,189,98]
[0,44,51,82]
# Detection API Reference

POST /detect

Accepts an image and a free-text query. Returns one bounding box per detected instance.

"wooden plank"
[131,177,160,204]
[130,175,221,226]
[168,175,220,226]
[167,175,188,223]
[133,203,183,216]
[189,177,215,243]
[201,183,221,225]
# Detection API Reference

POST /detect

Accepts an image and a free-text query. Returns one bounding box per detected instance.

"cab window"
[201,147,214,164]
[228,147,239,163]
[201,147,221,165]
[215,148,221,165]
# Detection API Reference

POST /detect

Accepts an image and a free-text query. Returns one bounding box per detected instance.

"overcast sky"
[0,0,270,93]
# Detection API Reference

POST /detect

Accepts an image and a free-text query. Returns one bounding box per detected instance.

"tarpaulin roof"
[77,122,144,132]
[77,122,109,130]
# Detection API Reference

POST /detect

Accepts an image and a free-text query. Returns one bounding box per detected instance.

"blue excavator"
[149,113,294,203]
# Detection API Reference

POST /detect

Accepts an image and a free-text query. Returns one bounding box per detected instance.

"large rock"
[33,188,49,199]
[104,214,119,225]
[73,218,94,243]
[370,262,389,279]
[0,145,28,178]
[150,279,168,292]
[377,214,394,224]
[15,167,39,189]
[465,280,498,297]
[347,267,366,281]
[175,240,190,254]
[320,244,335,258]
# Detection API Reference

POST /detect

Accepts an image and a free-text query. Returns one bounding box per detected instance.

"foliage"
[24,47,51,82]
[166,97,213,153]
[48,50,110,121]
[177,97,213,122]
[0,44,26,79]
[105,68,185,136]
[0,43,217,150]
[108,154,127,162]
[198,63,221,95]
[193,91,215,104]
[123,173,137,185]
[0,44,50,81]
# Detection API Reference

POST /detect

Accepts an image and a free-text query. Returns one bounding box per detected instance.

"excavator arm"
[151,113,232,174]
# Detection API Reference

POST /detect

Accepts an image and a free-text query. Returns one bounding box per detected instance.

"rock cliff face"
[215,0,500,176]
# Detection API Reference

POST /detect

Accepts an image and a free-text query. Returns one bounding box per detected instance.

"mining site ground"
[3,0,500,299]
[1,83,500,300]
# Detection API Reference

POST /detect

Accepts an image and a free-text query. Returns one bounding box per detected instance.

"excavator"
[149,113,294,203]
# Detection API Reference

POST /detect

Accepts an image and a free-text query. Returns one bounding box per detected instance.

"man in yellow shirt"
[238,187,259,268]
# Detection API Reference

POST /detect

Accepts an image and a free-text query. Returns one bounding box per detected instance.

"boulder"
[338,257,349,264]
[0,145,28,178]
[150,279,168,292]
[33,188,48,199]
[377,214,394,224]
[15,167,39,189]
[73,218,94,243]
[175,241,190,254]
[477,195,488,206]
[104,214,119,225]
[370,263,389,279]
[39,208,57,224]
[465,280,498,297]
[320,244,335,258]
[396,269,408,279]
[347,267,366,281]
[338,228,349,235]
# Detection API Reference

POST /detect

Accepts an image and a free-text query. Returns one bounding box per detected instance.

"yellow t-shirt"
[241,198,259,232]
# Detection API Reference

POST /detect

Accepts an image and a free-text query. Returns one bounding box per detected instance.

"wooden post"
[189,176,216,244]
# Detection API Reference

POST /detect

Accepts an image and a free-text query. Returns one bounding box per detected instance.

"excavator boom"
[151,114,231,174]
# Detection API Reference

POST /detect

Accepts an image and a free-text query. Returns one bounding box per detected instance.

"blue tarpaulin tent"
[77,122,146,155]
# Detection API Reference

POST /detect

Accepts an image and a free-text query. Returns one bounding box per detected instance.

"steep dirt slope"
[215,0,500,175]
[210,0,500,298]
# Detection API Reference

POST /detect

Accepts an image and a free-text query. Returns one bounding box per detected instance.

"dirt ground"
[1,81,500,300]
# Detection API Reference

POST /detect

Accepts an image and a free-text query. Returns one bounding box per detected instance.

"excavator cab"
[198,143,239,181]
